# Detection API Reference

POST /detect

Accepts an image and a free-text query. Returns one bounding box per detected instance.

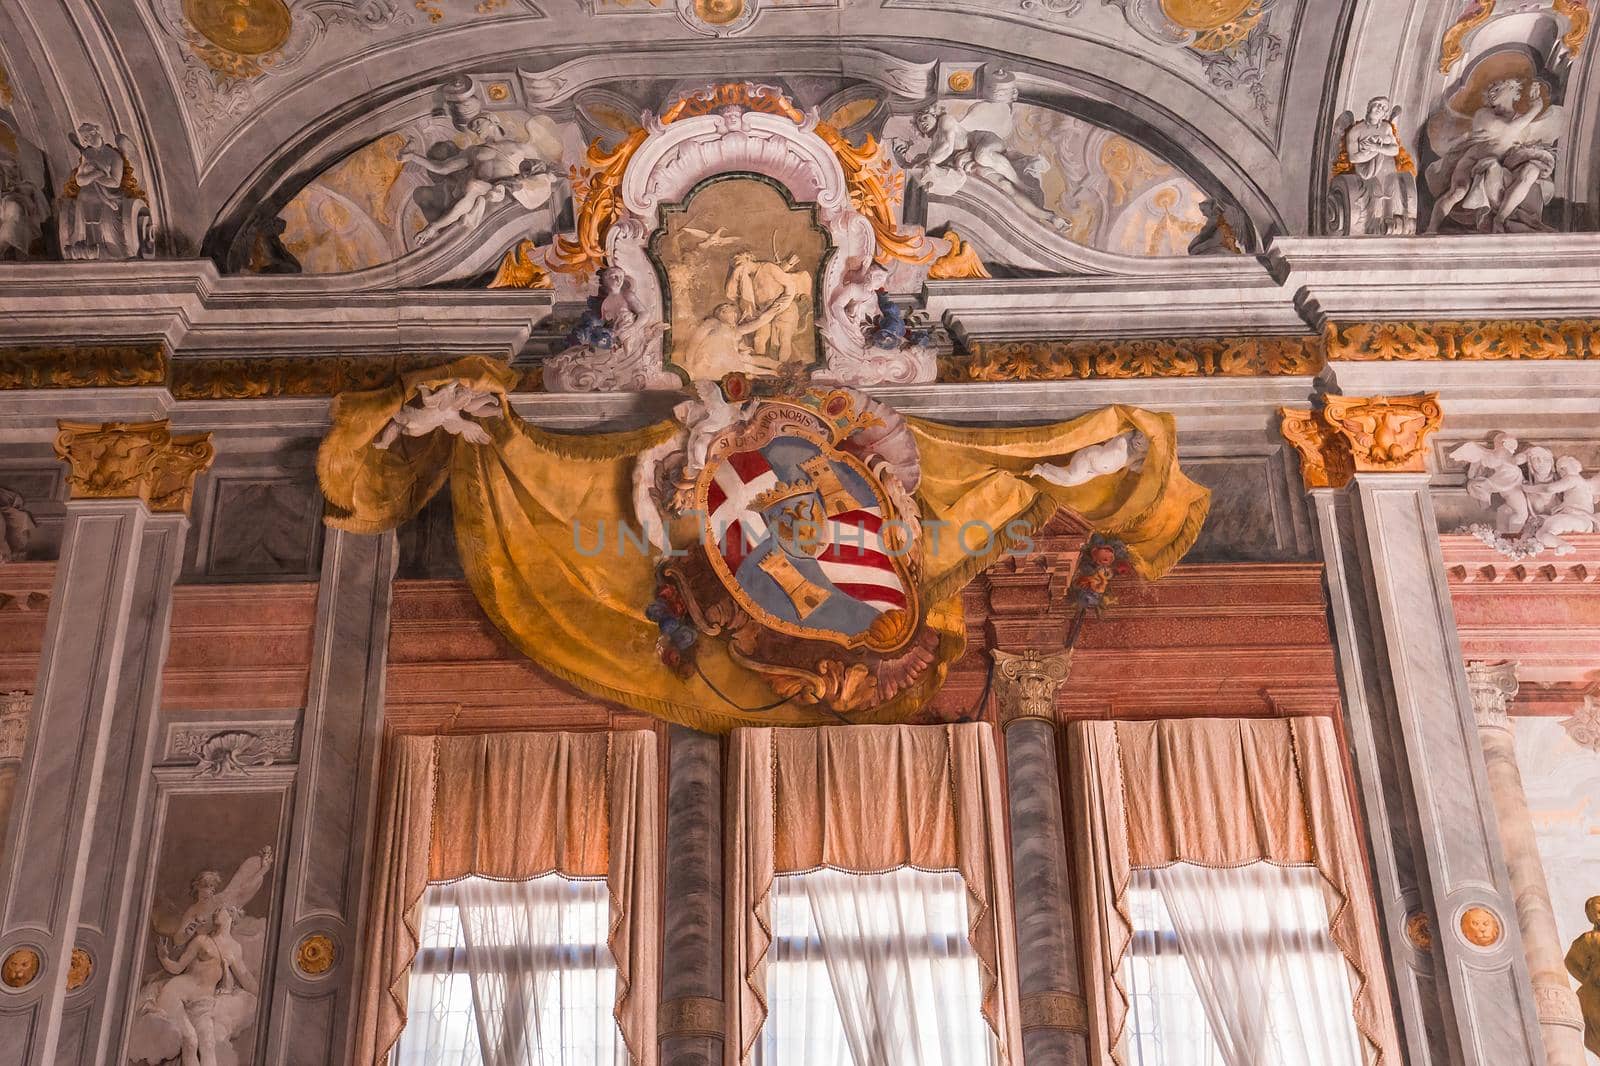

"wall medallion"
[1460,905,1503,948]
[1,946,40,990]
[1404,910,1433,951]
[66,947,93,991]
[1160,0,1254,29]
[295,933,337,977]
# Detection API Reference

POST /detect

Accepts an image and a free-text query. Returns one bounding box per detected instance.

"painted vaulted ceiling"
[0,0,1596,278]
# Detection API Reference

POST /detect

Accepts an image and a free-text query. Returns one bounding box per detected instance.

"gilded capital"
[991,649,1072,726]
[54,419,214,514]
[1279,392,1443,489]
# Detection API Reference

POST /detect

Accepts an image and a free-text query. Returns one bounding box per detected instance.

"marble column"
[1283,394,1547,1066]
[1468,661,1588,1066]
[992,650,1089,1066]
[264,526,398,1066]
[0,420,211,1066]
[659,726,724,1066]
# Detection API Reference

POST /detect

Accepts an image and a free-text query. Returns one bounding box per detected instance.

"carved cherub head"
[913,104,944,135]
[1485,78,1524,112]
[1365,96,1394,124]
[76,123,104,148]
[1524,446,1555,481]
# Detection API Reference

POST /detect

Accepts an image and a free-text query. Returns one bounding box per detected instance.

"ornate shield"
[695,416,920,655]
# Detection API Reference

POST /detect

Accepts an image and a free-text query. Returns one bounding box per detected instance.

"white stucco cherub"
[1028,431,1149,488]
[373,382,502,449]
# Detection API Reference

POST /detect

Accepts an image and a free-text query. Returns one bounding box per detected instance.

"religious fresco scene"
[1,0,1599,1065]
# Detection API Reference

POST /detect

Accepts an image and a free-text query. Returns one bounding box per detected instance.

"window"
[394,873,624,1066]
[758,867,998,1066]
[1123,863,1364,1066]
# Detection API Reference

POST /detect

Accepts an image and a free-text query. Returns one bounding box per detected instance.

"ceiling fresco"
[0,0,1594,274]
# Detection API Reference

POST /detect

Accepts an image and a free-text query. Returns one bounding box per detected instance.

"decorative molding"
[170,727,297,776]
[991,649,1072,726]
[1279,393,1443,489]
[0,691,29,761]
[0,344,168,390]
[657,995,724,1039]
[1019,990,1090,1034]
[1440,0,1497,74]
[1534,982,1586,1029]
[170,355,542,399]
[54,420,215,514]
[294,933,337,978]
[938,335,1324,382]
[1467,660,1519,732]
[1325,320,1600,362]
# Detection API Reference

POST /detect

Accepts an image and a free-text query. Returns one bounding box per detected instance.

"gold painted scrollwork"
[1279,393,1443,489]
[54,419,216,514]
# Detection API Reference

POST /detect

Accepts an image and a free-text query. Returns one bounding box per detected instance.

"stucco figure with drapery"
[354,731,659,1066]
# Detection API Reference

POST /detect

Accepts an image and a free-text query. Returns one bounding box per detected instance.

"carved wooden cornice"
[54,419,215,514]
[939,335,1324,382]
[1325,319,1600,362]
[1279,393,1443,489]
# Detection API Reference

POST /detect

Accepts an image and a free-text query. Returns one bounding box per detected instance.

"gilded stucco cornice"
[1325,319,1600,361]
[169,355,541,400]
[938,335,1325,381]
[0,344,168,390]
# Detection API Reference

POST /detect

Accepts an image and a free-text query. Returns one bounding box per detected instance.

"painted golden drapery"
[317,357,1209,732]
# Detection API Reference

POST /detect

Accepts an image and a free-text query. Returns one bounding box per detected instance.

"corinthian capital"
[991,649,1072,726]
[1279,392,1443,489]
[54,419,214,514]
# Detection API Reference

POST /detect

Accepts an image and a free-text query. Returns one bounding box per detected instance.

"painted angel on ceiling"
[399,112,561,246]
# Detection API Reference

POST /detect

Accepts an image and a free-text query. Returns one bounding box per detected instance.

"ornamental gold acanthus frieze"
[939,335,1324,382]
[1279,393,1443,490]
[1325,319,1600,362]
[54,419,215,514]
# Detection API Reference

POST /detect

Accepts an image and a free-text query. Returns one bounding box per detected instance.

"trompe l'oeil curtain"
[1067,716,1401,1066]
[727,723,1022,1066]
[356,731,659,1066]
[316,357,1210,734]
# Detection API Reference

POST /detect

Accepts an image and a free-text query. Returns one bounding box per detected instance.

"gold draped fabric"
[1067,716,1401,1066]
[727,724,1022,1065]
[317,357,1210,732]
[354,731,660,1066]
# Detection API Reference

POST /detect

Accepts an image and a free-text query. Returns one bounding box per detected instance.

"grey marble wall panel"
[661,726,724,1066]
[262,528,396,1066]
[0,501,185,1065]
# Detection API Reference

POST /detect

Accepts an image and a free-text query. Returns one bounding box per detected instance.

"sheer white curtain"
[1122,862,1365,1066]
[758,867,998,1066]
[393,873,624,1066]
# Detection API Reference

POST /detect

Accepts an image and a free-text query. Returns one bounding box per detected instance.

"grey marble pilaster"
[660,726,724,1066]
[263,527,397,1066]
[0,690,29,871]
[1314,476,1546,1066]
[0,499,186,1066]
[1468,662,1588,1066]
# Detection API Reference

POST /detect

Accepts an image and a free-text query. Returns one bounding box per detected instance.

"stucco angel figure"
[895,79,1067,234]
[57,122,150,260]
[128,849,273,1066]
[373,381,502,449]
[400,115,559,246]
[1452,434,1533,534]
[0,160,49,260]
[1029,431,1149,487]
[1526,455,1600,555]
[1426,77,1564,233]
[827,259,891,336]
[0,486,37,563]
[1331,96,1417,236]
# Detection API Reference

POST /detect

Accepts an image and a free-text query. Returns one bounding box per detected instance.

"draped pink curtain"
[1067,716,1400,1066]
[355,731,660,1066]
[727,723,1023,1066]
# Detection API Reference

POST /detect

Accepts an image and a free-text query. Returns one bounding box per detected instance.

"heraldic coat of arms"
[635,378,939,715]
